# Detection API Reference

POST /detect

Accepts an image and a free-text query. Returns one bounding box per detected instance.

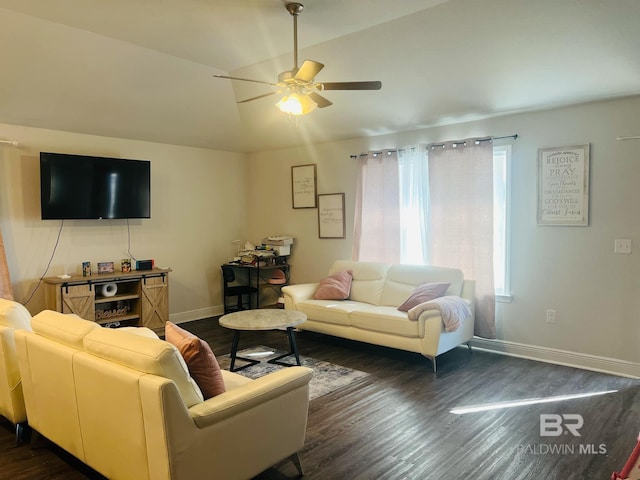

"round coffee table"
[219,309,307,372]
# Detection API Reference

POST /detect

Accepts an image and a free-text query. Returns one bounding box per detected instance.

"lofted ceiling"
[0,0,639,153]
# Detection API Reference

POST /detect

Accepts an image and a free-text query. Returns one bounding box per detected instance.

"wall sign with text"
[318,193,345,238]
[291,164,317,208]
[537,144,590,226]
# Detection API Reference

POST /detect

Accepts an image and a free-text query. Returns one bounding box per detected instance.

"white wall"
[246,96,640,376]
[0,123,248,321]
[2,96,639,376]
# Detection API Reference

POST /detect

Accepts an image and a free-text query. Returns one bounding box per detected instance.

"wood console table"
[43,268,171,335]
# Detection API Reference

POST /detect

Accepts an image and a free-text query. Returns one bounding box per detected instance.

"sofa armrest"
[282,283,318,309]
[0,326,20,390]
[461,279,475,303]
[188,366,313,427]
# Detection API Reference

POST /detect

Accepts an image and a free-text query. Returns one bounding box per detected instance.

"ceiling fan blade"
[321,81,382,91]
[237,91,278,104]
[295,60,324,83]
[213,74,278,87]
[308,92,333,109]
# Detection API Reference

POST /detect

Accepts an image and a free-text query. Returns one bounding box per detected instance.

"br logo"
[540,414,584,437]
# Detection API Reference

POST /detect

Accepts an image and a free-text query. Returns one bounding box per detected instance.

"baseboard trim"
[469,337,640,379]
[169,305,223,325]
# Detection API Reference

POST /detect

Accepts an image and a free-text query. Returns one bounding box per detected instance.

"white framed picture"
[318,193,345,238]
[537,144,590,226]
[291,164,317,208]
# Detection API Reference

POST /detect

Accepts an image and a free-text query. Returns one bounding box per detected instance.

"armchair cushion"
[32,310,98,349]
[165,321,226,399]
[83,326,204,407]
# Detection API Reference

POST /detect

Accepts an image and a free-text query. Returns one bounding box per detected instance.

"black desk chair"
[221,265,258,313]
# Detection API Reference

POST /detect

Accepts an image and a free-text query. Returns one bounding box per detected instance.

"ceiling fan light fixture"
[275,92,317,116]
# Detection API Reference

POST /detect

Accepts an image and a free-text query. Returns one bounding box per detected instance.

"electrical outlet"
[546,309,557,324]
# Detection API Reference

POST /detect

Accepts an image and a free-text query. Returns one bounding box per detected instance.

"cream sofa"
[283,261,475,372]
[0,298,32,444]
[15,311,313,480]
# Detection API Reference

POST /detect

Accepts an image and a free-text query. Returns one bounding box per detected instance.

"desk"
[219,309,306,372]
[221,257,289,310]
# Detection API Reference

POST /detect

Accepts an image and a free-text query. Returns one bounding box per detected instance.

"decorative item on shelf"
[95,300,130,321]
[121,258,131,272]
[136,259,154,271]
[268,269,287,285]
[101,283,118,297]
[232,239,241,261]
[98,261,115,274]
[82,261,91,277]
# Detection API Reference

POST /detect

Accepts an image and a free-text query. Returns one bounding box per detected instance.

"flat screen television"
[40,152,151,220]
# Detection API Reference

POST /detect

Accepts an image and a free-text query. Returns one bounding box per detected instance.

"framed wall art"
[318,193,345,239]
[537,144,590,226]
[291,164,317,208]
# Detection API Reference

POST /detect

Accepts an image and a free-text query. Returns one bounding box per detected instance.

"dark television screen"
[40,152,151,220]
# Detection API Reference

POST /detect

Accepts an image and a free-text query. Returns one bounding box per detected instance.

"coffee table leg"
[229,331,240,372]
[228,330,261,372]
[268,327,302,367]
[287,327,301,366]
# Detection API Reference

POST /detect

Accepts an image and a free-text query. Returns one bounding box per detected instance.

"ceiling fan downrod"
[286,3,304,71]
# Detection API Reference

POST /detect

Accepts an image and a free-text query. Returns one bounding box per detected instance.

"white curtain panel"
[398,145,429,265]
[428,140,496,338]
[0,228,14,300]
[352,151,401,263]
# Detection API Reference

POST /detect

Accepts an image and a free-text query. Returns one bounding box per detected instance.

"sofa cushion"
[83,327,204,408]
[32,310,99,349]
[330,261,389,305]
[295,300,369,326]
[0,298,32,331]
[313,270,353,300]
[165,321,226,399]
[350,306,424,338]
[397,282,450,312]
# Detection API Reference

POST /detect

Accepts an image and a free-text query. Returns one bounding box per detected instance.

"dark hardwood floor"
[1,317,638,479]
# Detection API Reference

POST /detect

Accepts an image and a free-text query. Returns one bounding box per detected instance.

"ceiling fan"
[213,2,382,116]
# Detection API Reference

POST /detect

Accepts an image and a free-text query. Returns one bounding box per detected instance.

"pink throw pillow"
[397,282,451,312]
[313,270,353,300]
[165,321,226,399]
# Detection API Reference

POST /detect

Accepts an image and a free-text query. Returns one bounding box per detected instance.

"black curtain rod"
[350,134,518,159]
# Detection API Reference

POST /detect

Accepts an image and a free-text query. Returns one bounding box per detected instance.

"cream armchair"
[16,311,313,480]
[0,298,32,444]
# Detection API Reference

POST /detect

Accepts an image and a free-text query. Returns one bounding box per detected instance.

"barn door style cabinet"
[43,269,170,335]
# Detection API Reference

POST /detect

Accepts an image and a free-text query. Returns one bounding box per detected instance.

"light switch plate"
[614,239,632,254]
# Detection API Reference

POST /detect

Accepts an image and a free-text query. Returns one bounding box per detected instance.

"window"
[356,142,512,301]
[397,145,511,298]
[493,145,511,300]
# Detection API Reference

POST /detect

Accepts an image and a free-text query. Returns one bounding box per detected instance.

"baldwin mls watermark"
[516,414,607,456]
